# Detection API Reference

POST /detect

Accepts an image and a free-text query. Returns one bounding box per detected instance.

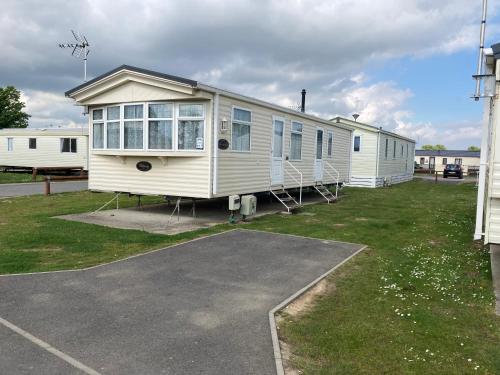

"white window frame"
[327,130,334,158]
[105,105,121,150]
[401,144,404,158]
[123,102,146,151]
[91,107,105,150]
[231,105,252,153]
[7,137,13,152]
[385,138,389,159]
[353,135,361,152]
[289,120,303,161]
[60,138,77,153]
[176,102,205,152]
[28,138,37,150]
[393,140,397,159]
[147,102,174,151]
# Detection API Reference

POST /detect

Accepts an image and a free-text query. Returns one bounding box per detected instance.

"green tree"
[421,144,447,150]
[0,86,30,129]
[468,146,480,151]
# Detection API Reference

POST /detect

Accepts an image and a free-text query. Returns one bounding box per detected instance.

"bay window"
[232,107,251,152]
[290,121,302,160]
[178,104,204,150]
[90,102,205,151]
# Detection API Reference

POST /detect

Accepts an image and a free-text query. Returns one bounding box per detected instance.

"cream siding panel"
[378,135,415,179]
[0,135,88,169]
[82,81,209,106]
[88,154,210,198]
[215,96,352,196]
[350,129,377,177]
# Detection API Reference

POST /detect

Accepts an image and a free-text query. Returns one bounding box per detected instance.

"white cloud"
[21,90,85,128]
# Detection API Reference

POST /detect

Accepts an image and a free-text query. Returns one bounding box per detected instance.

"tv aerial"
[59,30,90,82]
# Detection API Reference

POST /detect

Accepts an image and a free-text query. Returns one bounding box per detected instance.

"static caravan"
[415,150,480,175]
[65,65,354,211]
[330,117,415,188]
[0,128,89,172]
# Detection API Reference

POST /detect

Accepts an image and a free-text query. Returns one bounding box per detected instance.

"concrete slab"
[57,192,327,235]
[490,244,500,316]
[0,181,88,198]
[0,229,364,375]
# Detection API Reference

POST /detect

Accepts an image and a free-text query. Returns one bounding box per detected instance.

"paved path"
[0,230,363,375]
[0,181,88,197]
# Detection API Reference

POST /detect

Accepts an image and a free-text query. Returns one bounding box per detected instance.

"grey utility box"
[240,195,257,216]
[228,195,241,211]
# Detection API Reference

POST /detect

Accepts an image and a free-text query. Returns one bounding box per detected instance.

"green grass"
[246,181,498,374]
[0,171,41,183]
[0,180,498,373]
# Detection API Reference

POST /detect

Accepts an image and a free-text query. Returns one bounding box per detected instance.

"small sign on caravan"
[136,161,152,172]
[196,137,204,149]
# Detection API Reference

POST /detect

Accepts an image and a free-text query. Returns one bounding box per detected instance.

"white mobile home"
[415,150,480,175]
[65,65,354,210]
[330,117,415,187]
[0,128,89,171]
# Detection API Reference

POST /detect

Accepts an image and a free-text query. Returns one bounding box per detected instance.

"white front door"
[315,128,324,181]
[271,117,285,185]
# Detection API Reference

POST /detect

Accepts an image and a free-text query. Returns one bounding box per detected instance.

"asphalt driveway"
[0,229,364,375]
[0,181,88,198]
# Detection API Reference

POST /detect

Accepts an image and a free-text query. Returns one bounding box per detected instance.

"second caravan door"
[271,117,285,185]
[315,129,324,181]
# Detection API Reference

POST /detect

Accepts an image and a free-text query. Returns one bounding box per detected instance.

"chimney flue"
[301,89,306,113]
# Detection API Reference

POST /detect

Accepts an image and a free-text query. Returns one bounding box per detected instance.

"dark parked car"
[443,164,463,179]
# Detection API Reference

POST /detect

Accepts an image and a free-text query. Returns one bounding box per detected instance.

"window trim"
[105,105,121,150]
[289,120,303,161]
[327,130,334,158]
[393,140,397,159]
[442,157,447,165]
[91,107,106,150]
[176,102,206,152]
[353,135,361,152]
[230,105,252,153]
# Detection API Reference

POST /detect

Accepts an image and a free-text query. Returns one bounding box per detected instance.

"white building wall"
[215,95,352,197]
[0,132,88,170]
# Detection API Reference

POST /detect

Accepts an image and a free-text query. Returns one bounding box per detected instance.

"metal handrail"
[323,160,340,198]
[285,161,303,204]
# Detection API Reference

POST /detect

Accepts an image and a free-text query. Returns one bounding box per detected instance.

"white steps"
[314,182,337,203]
[270,187,301,213]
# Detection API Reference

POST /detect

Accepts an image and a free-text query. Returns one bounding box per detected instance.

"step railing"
[285,160,303,204]
[323,160,340,198]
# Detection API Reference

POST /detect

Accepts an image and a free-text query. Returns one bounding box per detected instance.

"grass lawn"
[0,180,498,373]
[0,171,41,183]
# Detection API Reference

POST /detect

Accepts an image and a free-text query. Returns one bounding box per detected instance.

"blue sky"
[1,0,498,149]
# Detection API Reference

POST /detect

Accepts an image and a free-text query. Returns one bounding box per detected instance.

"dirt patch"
[280,341,302,375]
[283,278,334,317]
[297,212,316,216]
[277,279,335,374]
[333,223,346,227]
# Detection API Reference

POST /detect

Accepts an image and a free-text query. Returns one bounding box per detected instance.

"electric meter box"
[240,195,257,216]
[228,195,241,211]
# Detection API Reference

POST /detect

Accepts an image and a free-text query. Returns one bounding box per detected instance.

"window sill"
[92,150,206,157]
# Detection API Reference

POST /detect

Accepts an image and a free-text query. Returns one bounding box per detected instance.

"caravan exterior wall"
[66,65,354,199]
[332,117,415,188]
[0,129,89,170]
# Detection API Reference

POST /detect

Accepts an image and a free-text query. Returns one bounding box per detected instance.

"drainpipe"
[212,93,219,196]
[375,129,380,179]
[474,93,494,240]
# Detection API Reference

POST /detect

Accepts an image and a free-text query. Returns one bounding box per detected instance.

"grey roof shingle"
[415,150,480,157]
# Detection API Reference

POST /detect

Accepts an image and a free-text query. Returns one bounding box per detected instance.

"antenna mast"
[473,0,488,101]
[59,30,90,82]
